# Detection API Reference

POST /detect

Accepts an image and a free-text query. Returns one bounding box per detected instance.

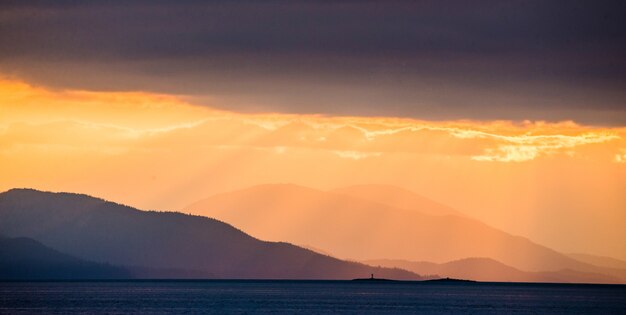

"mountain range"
[0,188,421,280]
[185,184,626,283]
[2,186,624,283]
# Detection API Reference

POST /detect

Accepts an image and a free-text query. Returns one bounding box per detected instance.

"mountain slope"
[185,184,624,283]
[568,253,626,270]
[332,184,462,216]
[0,236,130,280]
[0,188,421,280]
[365,258,621,284]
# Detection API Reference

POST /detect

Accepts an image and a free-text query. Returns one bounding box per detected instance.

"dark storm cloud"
[1,0,625,124]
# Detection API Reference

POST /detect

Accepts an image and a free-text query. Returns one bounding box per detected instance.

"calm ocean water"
[0,280,625,314]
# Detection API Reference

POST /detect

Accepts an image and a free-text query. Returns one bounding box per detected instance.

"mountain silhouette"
[0,236,129,280]
[0,188,421,280]
[365,258,622,284]
[185,184,625,283]
[332,184,463,216]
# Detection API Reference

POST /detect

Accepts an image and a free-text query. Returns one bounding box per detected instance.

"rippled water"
[1,280,625,314]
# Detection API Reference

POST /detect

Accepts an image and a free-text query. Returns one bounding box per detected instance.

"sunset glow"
[3,3,626,311]
[1,77,625,260]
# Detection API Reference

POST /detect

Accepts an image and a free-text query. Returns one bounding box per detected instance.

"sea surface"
[0,280,625,314]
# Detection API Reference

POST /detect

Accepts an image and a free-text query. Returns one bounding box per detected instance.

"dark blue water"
[1,280,625,314]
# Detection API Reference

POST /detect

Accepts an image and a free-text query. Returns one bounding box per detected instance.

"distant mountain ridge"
[185,183,626,283]
[568,253,626,271]
[0,188,422,280]
[365,258,621,284]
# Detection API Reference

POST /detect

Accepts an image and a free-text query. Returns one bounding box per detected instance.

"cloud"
[1,1,625,124]
[332,150,382,160]
[1,77,625,164]
[461,129,621,162]
[615,149,626,163]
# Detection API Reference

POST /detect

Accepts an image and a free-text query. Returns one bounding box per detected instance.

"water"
[1,280,625,314]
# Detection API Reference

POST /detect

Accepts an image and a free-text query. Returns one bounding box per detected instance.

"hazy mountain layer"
[185,184,625,283]
[568,253,626,271]
[332,184,462,216]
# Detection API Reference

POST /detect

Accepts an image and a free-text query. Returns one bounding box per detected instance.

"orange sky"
[1,76,625,260]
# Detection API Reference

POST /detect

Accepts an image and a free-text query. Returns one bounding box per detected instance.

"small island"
[352,274,396,282]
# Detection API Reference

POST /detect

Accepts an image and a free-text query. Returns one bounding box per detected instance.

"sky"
[1,1,625,260]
